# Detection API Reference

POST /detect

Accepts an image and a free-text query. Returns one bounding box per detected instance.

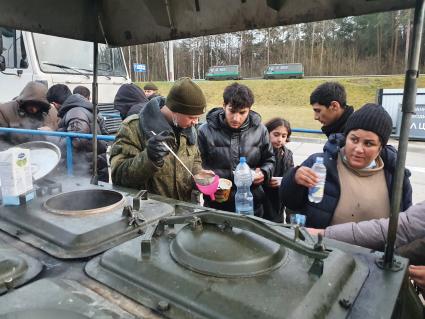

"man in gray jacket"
[308,201,425,289]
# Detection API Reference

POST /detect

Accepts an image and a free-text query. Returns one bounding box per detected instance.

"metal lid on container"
[0,247,43,294]
[15,141,61,181]
[0,178,174,259]
[170,223,285,277]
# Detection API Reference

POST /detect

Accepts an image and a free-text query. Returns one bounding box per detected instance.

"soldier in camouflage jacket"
[110,78,207,202]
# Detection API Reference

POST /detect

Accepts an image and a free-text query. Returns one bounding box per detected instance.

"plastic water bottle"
[234,157,254,215]
[290,214,306,226]
[308,157,326,203]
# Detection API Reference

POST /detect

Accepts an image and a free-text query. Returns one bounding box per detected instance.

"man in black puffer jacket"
[198,83,275,217]
[56,94,108,179]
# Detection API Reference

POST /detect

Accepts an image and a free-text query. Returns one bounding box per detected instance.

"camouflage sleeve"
[192,146,203,175]
[110,120,159,188]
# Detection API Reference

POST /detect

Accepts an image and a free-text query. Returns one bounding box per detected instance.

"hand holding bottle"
[252,168,264,185]
[294,166,319,188]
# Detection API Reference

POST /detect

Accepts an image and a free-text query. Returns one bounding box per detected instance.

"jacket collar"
[139,97,197,145]
[324,133,345,159]
[321,106,354,137]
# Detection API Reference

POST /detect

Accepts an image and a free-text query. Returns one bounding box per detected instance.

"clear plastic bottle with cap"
[234,157,254,215]
[308,157,326,203]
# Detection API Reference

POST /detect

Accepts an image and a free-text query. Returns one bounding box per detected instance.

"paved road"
[287,136,425,205]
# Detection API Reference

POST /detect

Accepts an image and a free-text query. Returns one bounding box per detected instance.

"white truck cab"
[0,28,129,104]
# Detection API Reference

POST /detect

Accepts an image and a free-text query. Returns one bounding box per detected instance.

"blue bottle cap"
[240,157,246,163]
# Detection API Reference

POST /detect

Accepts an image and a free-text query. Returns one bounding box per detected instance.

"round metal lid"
[15,141,61,181]
[0,256,28,284]
[170,224,286,278]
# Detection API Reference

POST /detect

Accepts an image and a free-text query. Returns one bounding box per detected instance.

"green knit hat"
[143,82,158,91]
[166,78,207,115]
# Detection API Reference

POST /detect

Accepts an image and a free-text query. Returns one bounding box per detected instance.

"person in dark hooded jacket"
[114,83,149,119]
[56,94,107,177]
[280,103,412,228]
[0,81,58,150]
[198,83,275,217]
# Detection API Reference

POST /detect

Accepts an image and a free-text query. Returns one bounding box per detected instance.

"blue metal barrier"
[0,127,322,176]
[292,128,322,134]
[0,127,115,176]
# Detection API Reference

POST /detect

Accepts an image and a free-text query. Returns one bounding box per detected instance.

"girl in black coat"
[263,118,294,222]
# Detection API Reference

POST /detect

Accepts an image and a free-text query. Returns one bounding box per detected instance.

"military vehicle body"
[205,65,241,80]
[0,160,422,318]
[263,63,304,79]
[0,0,424,317]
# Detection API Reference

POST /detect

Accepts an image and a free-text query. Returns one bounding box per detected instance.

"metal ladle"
[151,131,194,178]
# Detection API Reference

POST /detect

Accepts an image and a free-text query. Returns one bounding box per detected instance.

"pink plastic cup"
[195,175,220,200]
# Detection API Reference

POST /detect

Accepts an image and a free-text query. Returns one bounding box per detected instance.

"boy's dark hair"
[309,82,347,108]
[73,86,91,99]
[223,83,254,110]
[46,84,72,104]
[265,117,292,142]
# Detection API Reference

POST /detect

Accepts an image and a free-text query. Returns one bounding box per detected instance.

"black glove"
[146,131,174,167]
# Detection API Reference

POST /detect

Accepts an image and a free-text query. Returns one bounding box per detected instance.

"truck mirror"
[0,55,5,72]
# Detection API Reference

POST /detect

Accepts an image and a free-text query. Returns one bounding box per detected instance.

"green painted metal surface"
[0,279,135,318]
[0,178,174,259]
[85,212,420,319]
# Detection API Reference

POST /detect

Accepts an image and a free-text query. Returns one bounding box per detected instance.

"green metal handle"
[156,211,329,260]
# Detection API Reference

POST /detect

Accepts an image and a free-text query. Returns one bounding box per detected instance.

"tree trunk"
[135,45,139,82]
[127,47,132,81]
[377,24,381,73]
[239,32,243,75]
[319,22,325,75]
[291,26,296,63]
[404,10,411,71]
[310,23,315,75]
[266,28,270,66]
[392,13,399,73]
[163,43,168,81]
[202,36,205,78]
[146,44,149,81]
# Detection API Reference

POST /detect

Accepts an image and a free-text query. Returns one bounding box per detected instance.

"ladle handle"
[151,131,194,178]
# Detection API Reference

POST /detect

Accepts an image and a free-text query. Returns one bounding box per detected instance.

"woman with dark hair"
[263,117,294,222]
[280,103,412,228]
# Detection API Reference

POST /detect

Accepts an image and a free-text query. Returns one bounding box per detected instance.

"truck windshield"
[32,33,127,77]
